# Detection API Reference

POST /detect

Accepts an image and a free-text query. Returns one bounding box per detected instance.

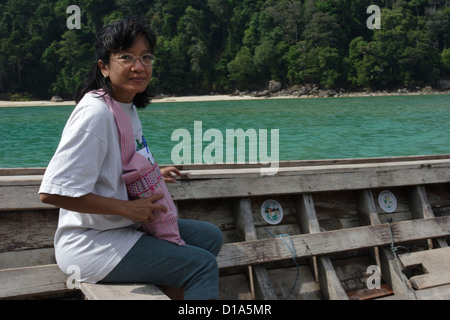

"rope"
[264,228,299,300]
[386,221,417,300]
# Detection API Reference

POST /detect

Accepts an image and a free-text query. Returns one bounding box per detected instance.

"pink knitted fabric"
[99,91,185,246]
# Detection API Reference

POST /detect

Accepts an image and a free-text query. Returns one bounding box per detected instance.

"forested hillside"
[1,0,450,100]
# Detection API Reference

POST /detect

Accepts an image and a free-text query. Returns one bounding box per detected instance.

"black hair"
[75,17,157,109]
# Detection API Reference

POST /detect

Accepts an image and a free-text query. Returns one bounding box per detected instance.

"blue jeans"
[100,219,223,300]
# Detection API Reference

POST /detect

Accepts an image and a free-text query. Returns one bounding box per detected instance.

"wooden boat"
[0,155,449,300]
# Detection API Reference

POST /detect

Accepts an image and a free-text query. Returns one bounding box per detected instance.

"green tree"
[0,0,60,97]
[50,29,93,97]
[286,9,344,88]
[347,36,382,89]
[152,35,189,94]
[441,48,450,75]
[1,0,450,99]
[350,8,441,89]
[178,6,211,92]
[399,30,440,87]
[264,0,303,44]
[227,46,257,91]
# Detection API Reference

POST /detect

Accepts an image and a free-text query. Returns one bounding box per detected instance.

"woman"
[39,17,223,300]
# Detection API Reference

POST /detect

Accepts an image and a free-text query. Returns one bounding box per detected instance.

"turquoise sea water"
[1,95,450,168]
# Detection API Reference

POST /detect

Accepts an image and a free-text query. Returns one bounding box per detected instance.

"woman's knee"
[208,224,224,256]
[190,247,219,274]
[195,222,223,256]
[178,219,224,256]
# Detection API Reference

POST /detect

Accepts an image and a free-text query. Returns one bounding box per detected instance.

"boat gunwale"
[1,154,450,176]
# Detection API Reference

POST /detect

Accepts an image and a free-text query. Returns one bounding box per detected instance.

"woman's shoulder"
[77,92,111,112]
[72,92,116,121]
[66,92,115,133]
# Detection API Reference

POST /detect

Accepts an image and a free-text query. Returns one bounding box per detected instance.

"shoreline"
[1,90,449,108]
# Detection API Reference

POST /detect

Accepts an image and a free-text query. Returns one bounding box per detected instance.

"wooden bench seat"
[80,283,170,300]
[0,263,170,300]
[0,264,73,299]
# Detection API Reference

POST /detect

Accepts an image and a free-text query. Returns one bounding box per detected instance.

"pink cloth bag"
[100,91,185,246]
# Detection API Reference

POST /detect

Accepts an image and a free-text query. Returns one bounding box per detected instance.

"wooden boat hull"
[1,155,449,300]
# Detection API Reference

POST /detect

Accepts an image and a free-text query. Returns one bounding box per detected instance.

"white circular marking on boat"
[261,199,284,225]
[378,190,397,213]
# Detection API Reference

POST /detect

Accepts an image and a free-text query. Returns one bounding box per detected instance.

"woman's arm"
[40,167,185,223]
[40,193,167,223]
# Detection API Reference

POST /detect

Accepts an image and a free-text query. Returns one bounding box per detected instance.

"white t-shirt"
[39,92,145,283]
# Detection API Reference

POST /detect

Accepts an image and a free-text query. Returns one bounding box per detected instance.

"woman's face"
[99,35,153,103]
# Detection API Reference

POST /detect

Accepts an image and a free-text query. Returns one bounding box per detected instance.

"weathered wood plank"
[80,283,170,300]
[409,269,450,289]
[218,274,253,300]
[2,155,449,176]
[170,160,450,200]
[426,183,450,214]
[355,189,407,296]
[399,247,450,289]
[179,159,450,179]
[267,266,321,300]
[399,247,450,272]
[233,198,258,242]
[0,168,46,176]
[317,257,349,300]
[0,175,44,186]
[174,155,450,171]
[378,283,450,300]
[0,186,54,211]
[0,210,58,253]
[0,248,56,269]
[2,159,450,211]
[216,217,450,269]
[0,264,70,299]
[409,185,448,248]
[295,194,349,300]
[409,186,437,220]
[232,198,277,300]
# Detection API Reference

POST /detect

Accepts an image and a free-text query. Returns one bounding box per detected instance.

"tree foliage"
[1,0,450,99]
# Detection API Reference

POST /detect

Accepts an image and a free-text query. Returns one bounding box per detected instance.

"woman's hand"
[123,193,167,223]
[160,166,188,183]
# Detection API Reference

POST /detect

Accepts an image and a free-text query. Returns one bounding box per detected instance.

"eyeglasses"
[113,53,156,66]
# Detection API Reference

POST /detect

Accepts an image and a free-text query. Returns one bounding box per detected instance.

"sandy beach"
[1,90,449,108]
[0,94,292,107]
[0,100,77,107]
